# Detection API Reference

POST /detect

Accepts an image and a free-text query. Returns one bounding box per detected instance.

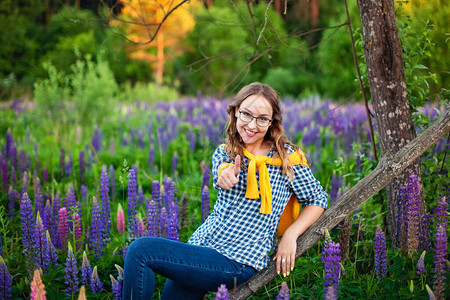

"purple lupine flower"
[171,152,178,174]
[127,168,138,240]
[20,192,39,273]
[374,226,387,280]
[19,149,30,177]
[109,165,116,201]
[91,266,103,293]
[1,160,8,193]
[35,212,50,272]
[81,185,88,203]
[110,275,122,300]
[329,174,343,203]
[416,251,426,275]
[215,284,229,300]
[432,225,447,299]
[160,207,168,238]
[64,243,79,297]
[201,163,210,189]
[165,179,179,241]
[45,231,58,267]
[322,241,341,297]
[325,285,338,300]
[100,165,111,240]
[138,185,144,206]
[42,165,48,183]
[276,282,289,300]
[90,197,104,258]
[21,171,29,197]
[92,128,102,152]
[5,131,13,159]
[406,174,420,255]
[201,186,210,222]
[65,153,73,178]
[79,151,85,185]
[74,213,82,253]
[434,197,447,228]
[59,148,65,180]
[10,166,16,188]
[420,212,433,252]
[151,180,161,210]
[111,265,124,300]
[42,200,53,232]
[7,187,16,220]
[10,145,18,173]
[34,179,45,217]
[147,200,159,237]
[0,256,12,300]
[59,208,69,251]
[81,251,92,287]
[148,144,155,172]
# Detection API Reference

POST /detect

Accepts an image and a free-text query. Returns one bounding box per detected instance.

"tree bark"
[356,0,425,248]
[233,103,450,299]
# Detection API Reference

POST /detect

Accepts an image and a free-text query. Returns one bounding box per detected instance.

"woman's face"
[235,94,273,149]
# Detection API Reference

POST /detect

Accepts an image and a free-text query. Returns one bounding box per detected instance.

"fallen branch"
[234,103,450,299]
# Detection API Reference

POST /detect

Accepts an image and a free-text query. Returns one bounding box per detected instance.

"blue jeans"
[122,237,257,299]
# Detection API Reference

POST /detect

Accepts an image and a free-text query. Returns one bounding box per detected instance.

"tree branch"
[233,102,450,299]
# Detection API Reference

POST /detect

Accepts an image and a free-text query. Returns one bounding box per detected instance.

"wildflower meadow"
[0,96,448,299]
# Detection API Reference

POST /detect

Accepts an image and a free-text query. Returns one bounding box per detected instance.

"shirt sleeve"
[212,145,233,190]
[290,164,328,209]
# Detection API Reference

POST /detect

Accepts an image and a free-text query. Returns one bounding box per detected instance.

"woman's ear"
[235,107,239,118]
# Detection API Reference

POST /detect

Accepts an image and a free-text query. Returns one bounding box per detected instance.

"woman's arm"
[274,205,324,277]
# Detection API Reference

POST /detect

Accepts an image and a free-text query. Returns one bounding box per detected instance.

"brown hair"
[225,82,300,179]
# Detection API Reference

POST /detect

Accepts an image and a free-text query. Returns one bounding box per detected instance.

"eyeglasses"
[238,110,272,127]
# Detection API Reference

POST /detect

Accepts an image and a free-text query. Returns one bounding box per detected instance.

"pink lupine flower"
[117,204,125,234]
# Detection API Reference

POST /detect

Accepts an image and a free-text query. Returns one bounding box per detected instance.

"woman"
[122,82,328,299]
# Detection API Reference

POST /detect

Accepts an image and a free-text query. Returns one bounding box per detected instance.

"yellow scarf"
[224,145,308,214]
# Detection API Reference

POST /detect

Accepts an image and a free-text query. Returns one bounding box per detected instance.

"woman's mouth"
[244,128,256,137]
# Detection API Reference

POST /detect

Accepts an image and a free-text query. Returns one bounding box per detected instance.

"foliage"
[34,54,119,126]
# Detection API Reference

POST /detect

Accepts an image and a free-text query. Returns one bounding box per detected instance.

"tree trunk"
[356,0,425,248]
[233,103,450,299]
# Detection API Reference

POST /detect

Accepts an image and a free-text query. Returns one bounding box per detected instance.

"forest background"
[0,0,447,102]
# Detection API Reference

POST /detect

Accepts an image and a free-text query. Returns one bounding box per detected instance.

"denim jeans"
[122,237,257,300]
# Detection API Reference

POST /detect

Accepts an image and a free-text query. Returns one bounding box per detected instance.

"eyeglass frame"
[238,110,272,127]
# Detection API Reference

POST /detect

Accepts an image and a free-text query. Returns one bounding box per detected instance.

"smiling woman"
[122,82,328,299]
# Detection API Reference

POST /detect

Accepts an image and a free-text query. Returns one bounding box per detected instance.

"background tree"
[111,0,199,87]
[356,0,425,249]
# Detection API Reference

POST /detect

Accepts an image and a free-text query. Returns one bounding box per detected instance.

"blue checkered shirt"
[188,144,328,270]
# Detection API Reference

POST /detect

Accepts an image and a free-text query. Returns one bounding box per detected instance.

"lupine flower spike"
[20,192,39,273]
[117,203,125,234]
[201,186,210,222]
[91,266,103,293]
[276,281,290,300]
[322,240,341,298]
[432,225,447,300]
[0,256,12,300]
[426,284,437,300]
[374,226,387,280]
[81,251,92,288]
[45,231,58,267]
[416,251,426,275]
[78,286,87,300]
[127,168,138,239]
[90,197,104,258]
[30,269,46,300]
[64,243,79,297]
[215,284,229,300]
[59,207,69,252]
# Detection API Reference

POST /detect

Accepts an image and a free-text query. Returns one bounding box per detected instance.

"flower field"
[0,97,448,299]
